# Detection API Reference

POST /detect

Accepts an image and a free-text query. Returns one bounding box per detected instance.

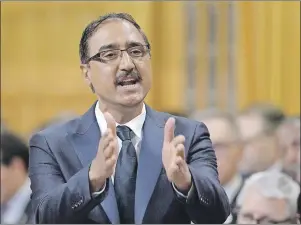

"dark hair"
[1,131,29,171]
[79,12,151,64]
[240,103,285,133]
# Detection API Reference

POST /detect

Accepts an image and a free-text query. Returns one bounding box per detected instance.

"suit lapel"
[70,102,119,224]
[135,105,165,224]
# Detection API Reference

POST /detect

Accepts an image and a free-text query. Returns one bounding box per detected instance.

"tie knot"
[117,126,134,141]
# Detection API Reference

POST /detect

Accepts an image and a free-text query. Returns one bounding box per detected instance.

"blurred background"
[1,1,300,224]
[2,1,300,137]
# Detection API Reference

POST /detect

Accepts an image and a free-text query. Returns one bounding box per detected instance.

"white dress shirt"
[92,101,189,198]
[95,101,146,184]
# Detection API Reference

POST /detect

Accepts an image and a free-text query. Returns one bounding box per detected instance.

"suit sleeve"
[28,133,109,224]
[184,122,231,224]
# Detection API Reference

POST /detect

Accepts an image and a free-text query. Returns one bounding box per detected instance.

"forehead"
[88,19,146,54]
[237,114,265,139]
[241,188,289,218]
[204,118,235,142]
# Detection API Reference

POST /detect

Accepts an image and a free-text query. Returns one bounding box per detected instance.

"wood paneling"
[1,2,186,135]
[1,2,300,136]
[236,2,300,114]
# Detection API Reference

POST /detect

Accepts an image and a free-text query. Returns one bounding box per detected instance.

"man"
[236,171,300,224]
[1,131,32,224]
[28,13,230,224]
[276,116,300,183]
[236,103,285,178]
[191,110,244,223]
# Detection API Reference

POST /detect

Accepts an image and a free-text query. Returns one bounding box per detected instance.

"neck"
[98,101,144,124]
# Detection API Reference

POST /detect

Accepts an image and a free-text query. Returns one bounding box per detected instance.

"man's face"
[237,114,279,174]
[277,122,300,182]
[1,164,16,204]
[238,188,292,224]
[82,19,152,108]
[204,118,242,185]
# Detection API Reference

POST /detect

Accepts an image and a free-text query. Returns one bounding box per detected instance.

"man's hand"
[162,117,192,193]
[89,112,118,192]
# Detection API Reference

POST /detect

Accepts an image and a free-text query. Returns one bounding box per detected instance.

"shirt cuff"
[91,181,106,198]
[172,182,193,200]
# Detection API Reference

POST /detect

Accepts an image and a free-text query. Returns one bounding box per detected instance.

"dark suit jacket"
[28,103,230,224]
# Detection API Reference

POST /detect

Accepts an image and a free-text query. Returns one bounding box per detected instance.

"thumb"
[164,117,175,143]
[104,112,116,136]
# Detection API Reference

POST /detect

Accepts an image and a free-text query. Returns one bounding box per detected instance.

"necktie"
[114,125,138,224]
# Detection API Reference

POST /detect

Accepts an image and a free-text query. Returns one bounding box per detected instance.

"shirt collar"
[95,101,146,139]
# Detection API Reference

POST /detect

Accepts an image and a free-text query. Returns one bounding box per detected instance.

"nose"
[118,50,135,72]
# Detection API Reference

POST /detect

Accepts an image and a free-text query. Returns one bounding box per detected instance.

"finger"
[175,156,188,174]
[175,156,185,166]
[101,130,114,151]
[170,162,180,174]
[104,112,116,137]
[105,156,117,172]
[175,143,185,159]
[103,140,115,159]
[104,139,118,159]
[164,117,175,143]
[171,135,185,148]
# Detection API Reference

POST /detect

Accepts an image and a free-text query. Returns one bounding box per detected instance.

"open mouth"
[117,78,140,86]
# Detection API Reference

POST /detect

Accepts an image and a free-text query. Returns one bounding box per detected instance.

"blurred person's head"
[236,171,300,224]
[0,131,29,204]
[236,103,285,175]
[277,116,300,182]
[79,13,152,117]
[191,109,242,185]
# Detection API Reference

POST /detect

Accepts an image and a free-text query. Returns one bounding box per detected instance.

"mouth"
[116,78,141,87]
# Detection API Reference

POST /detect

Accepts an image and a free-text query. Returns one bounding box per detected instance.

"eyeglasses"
[86,44,150,64]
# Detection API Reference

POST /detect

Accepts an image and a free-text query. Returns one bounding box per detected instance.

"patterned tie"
[114,125,138,224]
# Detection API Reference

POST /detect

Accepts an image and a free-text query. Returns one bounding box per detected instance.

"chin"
[120,95,145,108]
[118,90,147,107]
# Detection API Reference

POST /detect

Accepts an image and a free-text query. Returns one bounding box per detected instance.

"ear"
[80,64,90,83]
[80,64,95,93]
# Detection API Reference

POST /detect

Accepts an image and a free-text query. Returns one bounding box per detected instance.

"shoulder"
[29,116,81,146]
[150,107,209,138]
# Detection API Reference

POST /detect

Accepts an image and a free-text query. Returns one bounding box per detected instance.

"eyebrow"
[98,41,146,52]
[126,41,145,48]
[98,43,119,52]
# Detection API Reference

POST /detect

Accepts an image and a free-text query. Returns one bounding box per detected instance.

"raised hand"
[89,112,118,192]
[162,117,192,192]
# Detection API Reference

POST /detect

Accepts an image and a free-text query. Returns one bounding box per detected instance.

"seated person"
[236,171,300,224]
[1,131,32,224]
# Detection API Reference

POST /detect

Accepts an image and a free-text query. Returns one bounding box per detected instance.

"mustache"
[115,70,142,85]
